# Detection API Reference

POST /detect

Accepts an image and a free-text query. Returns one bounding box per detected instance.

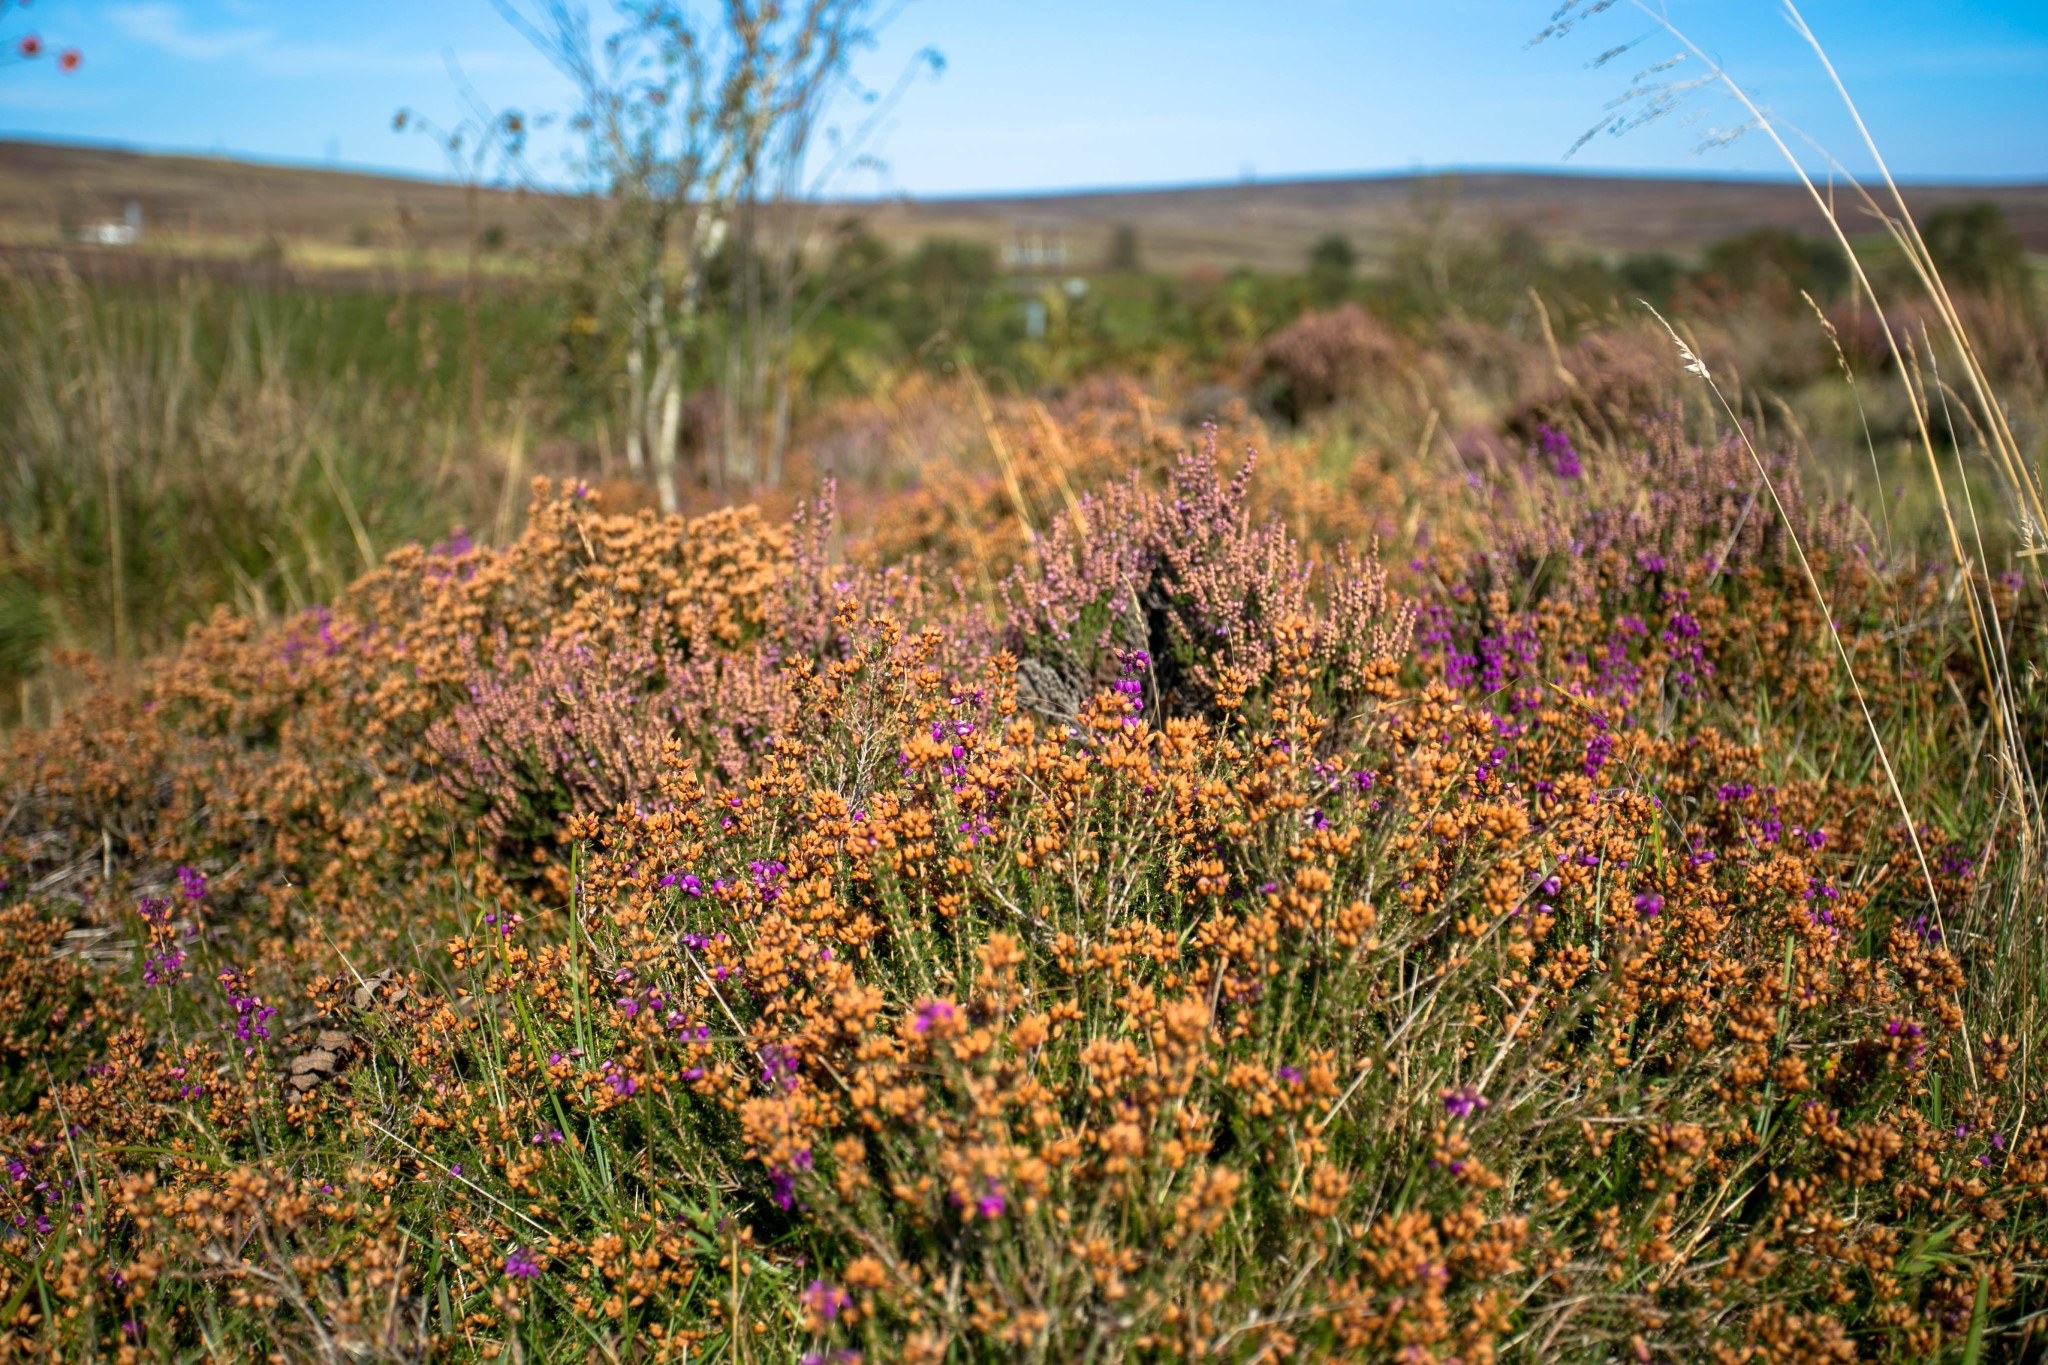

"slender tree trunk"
[719,361,742,492]
[653,337,683,515]
[624,311,648,476]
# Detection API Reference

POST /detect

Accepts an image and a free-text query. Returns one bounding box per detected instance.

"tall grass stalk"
[1610,0,2048,1108]
[1616,0,2043,849]
[0,265,535,719]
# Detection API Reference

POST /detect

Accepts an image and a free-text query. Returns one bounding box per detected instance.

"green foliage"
[0,271,574,708]
[1,206,2038,723]
[1696,226,1850,306]
[1105,222,1143,273]
[1922,202,2034,303]
[1369,221,1618,331]
[897,235,1002,347]
[1617,250,1682,306]
[1307,231,1356,303]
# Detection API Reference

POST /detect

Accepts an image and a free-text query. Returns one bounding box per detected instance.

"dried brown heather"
[0,389,2041,1361]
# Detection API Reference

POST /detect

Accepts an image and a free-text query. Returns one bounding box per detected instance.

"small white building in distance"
[79,202,143,246]
[1004,229,1068,271]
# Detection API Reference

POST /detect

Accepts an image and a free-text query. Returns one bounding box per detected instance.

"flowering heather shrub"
[1420,412,2022,732]
[1503,320,1689,447]
[1248,303,1404,425]
[0,483,792,972]
[1004,432,1409,728]
[0,399,2043,1360]
[1428,316,1553,408]
[1469,412,1875,643]
[0,904,111,1113]
[1822,294,2046,390]
[424,485,972,835]
[847,378,1465,603]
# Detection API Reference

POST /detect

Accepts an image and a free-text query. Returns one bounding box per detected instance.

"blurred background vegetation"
[2,139,2042,721]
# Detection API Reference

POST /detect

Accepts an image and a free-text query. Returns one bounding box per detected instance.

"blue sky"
[2,1,2044,194]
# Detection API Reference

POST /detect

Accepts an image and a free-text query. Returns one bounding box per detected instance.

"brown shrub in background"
[1248,303,1406,425]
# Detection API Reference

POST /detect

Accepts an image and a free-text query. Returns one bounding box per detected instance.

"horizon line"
[5,132,2046,202]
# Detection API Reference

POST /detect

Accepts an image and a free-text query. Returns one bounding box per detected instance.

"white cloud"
[103,2,546,80]
[106,3,275,62]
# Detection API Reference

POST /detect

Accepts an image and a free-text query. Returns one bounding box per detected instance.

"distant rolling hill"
[3,137,2045,278]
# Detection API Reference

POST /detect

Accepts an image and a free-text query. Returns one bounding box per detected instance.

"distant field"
[6,136,2047,278]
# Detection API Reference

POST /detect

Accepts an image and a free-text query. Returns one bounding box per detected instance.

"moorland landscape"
[1,1,2046,1360]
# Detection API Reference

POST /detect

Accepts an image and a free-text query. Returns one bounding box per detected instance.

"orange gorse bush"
[0,383,2044,1362]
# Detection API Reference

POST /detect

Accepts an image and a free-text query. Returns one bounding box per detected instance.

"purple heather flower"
[1441,1085,1488,1120]
[1275,1066,1302,1086]
[175,865,207,901]
[760,1045,801,1092]
[1539,424,1582,479]
[801,1279,851,1323]
[218,969,275,1051]
[976,1180,1007,1220]
[504,1247,542,1280]
[1634,893,1664,918]
[913,1000,956,1035]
